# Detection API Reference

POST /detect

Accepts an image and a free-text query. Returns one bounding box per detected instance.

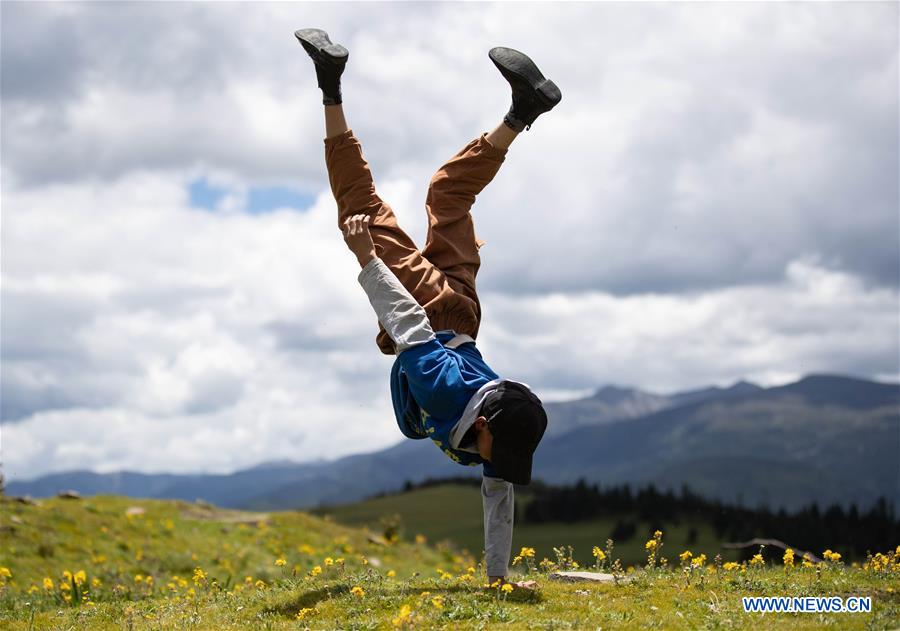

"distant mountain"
[534,374,899,510]
[7,374,898,511]
[543,379,764,436]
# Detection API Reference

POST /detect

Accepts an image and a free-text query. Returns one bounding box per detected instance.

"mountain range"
[6,374,898,511]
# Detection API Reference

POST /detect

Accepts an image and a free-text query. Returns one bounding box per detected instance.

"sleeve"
[482,475,514,578]
[357,257,435,352]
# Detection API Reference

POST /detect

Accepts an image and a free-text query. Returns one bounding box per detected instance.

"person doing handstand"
[295,28,561,589]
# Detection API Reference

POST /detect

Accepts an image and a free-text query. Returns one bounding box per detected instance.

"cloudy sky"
[2,2,897,482]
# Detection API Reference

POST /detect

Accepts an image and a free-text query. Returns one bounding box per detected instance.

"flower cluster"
[783,548,795,567]
[865,547,900,573]
[645,530,663,569]
[592,545,608,571]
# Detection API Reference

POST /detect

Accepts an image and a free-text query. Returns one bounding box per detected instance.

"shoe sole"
[489,46,561,108]
[294,28,349,65]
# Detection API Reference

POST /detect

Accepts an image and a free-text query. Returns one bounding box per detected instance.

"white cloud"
[478,259,899,395]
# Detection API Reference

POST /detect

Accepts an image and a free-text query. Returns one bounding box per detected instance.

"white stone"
[548,571,623,583]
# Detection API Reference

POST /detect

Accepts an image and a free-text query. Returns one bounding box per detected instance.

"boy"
[295,28,560,589]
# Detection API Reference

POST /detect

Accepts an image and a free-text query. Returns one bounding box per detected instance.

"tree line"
[391,476,896,561]
[521,478,897,561]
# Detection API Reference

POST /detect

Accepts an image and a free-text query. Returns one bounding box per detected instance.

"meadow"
[312,483,739,569]
[1,493,898,629]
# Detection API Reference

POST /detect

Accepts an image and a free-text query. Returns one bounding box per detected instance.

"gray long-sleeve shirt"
[358,257,514,577]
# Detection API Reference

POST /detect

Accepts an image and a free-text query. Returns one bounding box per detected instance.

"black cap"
[481,381,548,485]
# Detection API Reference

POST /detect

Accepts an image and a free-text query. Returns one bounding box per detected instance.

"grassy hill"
[311,483,733,569]
[0,494,898,629]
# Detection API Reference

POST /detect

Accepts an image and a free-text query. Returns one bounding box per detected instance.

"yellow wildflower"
[309,565,322,577]
[91,577,101,588]
[27,585,39,594]
[350,585,365,597]
[519,546,535,558]
[43,577,54,590]
[296,608,314,619]
[501,583,514,594]
[691,554,707,567]
[592,546,606,561]
[387,570,396,577]
[431,595,444,609]
[393,603,413,627]
[415,534,427,545]
[255,579,266,589]
[750,554,764,567]
[135,574,144,583]
[324,557,334,566]
[723,562,739,571]
[192,568,206,584]
[0,567,11,580]
[783,548,795,567]
[645,539,657,551]
[275,558,287,567]
[63,570,73,582]
[679,550,693,562]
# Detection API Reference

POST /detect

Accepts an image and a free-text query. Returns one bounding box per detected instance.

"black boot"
[489,47,561,132]
[294,28,349,105]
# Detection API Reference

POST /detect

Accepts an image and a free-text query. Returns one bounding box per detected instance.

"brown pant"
[324,129,507,355]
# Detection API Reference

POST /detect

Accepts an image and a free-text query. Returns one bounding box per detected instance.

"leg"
[325,104,349,139]
[484,121,519,150]
[421,125,510,314]
[323,106,475,353]
[421,43,562,328]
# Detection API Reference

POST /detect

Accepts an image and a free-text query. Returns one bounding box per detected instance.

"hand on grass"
[342,213,376,268]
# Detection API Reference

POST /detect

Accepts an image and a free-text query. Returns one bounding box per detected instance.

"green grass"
[312,484,740,568]
[1,494,898,630]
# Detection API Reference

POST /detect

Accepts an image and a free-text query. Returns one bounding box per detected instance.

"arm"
[482,475,514,581]
[344,214,436,352]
